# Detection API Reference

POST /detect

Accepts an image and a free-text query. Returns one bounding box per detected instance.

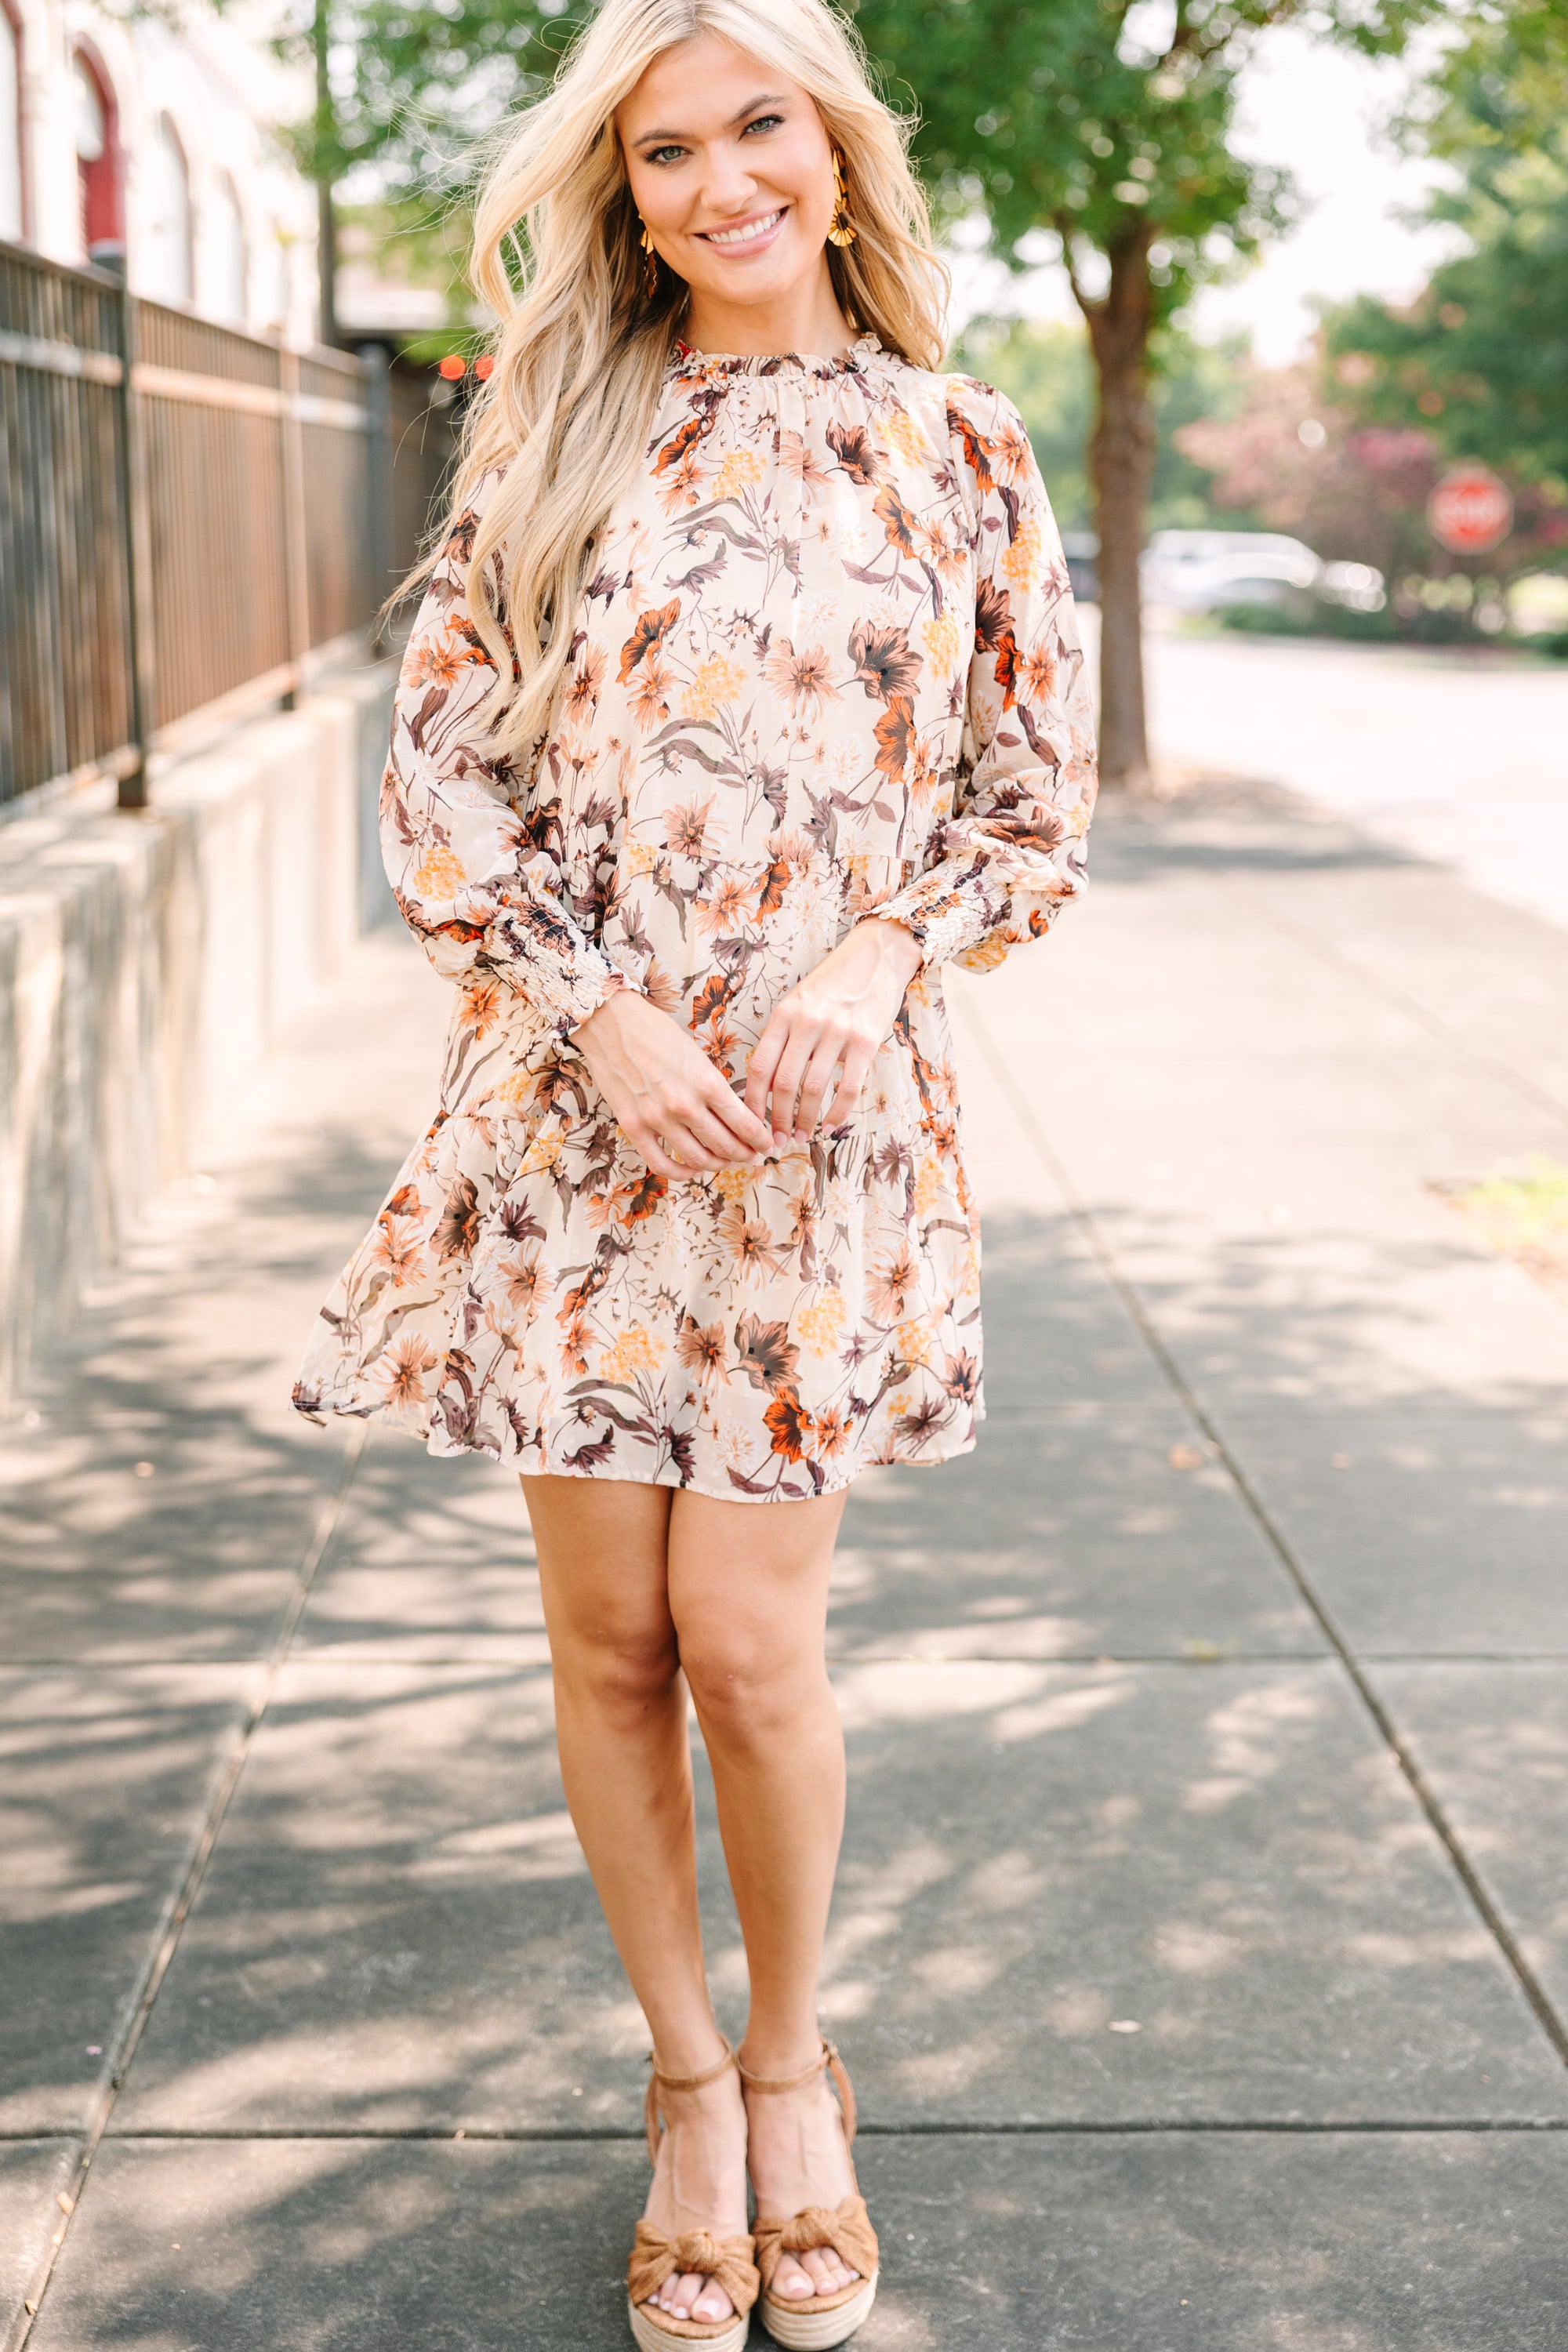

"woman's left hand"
[743,917,922,1142]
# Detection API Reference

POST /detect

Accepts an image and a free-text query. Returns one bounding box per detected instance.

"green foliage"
[847,0,1439,326]
[1321,1,1568,494]
[951,316,1248,529]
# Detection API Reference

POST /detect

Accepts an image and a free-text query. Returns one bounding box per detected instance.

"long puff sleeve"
[878,378,1098,972]
[379,477,630,1033]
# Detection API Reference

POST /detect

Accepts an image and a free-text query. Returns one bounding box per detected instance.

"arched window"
[209,170,246,322]
[0,3,23,242]
[143,114,192,304]
[74,48,124,265]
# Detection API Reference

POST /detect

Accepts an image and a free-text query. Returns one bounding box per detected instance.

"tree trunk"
[314,0,339,347]
[1081,234,1156,789]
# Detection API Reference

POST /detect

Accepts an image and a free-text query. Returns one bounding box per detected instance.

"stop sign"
[1428,464,1513,555]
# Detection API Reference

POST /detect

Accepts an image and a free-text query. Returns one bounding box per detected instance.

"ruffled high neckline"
[666,330,885,383]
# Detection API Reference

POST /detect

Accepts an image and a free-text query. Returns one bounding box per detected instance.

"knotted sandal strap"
[753,2195,880,2300]
[644,2036,739,2165]
[736,2035,857,2146]
[626,2220,760,2318]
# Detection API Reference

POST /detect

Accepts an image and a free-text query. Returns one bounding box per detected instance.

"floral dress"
[292,330,1096,1501]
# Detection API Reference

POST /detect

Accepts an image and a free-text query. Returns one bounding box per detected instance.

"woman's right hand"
[570,987,775,1181]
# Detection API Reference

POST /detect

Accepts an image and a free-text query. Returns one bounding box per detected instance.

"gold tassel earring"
[826,148,857,248]
[637,217,659,296]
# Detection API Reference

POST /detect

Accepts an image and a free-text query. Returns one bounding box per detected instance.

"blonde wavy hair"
[426,0,949,764]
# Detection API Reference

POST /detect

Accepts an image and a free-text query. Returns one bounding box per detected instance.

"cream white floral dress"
[293,331,1097,1500]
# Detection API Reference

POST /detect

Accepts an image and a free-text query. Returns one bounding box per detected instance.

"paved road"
[4,781,1568,2347]
[1106,611,1568,931]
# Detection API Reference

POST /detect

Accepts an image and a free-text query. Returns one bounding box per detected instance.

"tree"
[1320,2,1568,497]
[846,0,1445,782]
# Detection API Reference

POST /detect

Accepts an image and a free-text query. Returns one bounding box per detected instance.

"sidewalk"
[5,779,1568,2350]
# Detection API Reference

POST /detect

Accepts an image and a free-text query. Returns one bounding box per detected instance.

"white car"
[1139,529,1385,615]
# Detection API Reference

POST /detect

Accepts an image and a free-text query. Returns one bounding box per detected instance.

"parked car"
[1057,528,1385,616]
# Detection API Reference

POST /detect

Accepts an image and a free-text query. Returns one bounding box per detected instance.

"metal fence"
[0,238,453,812]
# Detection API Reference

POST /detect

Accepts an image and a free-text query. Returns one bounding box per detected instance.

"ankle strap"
[736,2037,856,2145]
[644,2034,737,2165]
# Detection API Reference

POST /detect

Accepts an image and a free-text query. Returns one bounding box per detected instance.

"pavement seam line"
[957,987,1568,2075]
[45,2117,1568,2142]
[6,1423,368,2352]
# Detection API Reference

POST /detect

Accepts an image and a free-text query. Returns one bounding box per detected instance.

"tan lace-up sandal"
[626,2038,760,2352]
[739,2039,879,2350]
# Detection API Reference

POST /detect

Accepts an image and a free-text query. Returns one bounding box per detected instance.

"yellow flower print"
[625,839,659,875]
[521,1123,563,1174]
[415,843,466,900]
[797,1291,847,1356]
[683,657,748,720]
[713,1166,753,1202]
[712,446,765,496]
[1001,517,1044,591]
[877,407,927,463]
[600,1323,661,1381]
[921,609,962,681]
[897,1319,935,1366]
[913,1154,943,1216]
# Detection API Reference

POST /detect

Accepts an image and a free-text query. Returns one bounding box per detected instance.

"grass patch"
[1436,1156,1568,1302]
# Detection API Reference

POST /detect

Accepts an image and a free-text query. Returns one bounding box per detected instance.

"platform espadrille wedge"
[739,2040,878,2350]
[626,2039,759,2352]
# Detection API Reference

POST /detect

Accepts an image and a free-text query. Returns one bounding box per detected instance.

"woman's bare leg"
[667,1487,862,2305]
[525,1475,746,2325]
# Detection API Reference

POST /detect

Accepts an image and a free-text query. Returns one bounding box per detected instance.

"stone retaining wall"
[0,662,397,1399]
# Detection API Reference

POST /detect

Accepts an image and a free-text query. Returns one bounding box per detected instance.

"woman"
[295,0,1095,2339]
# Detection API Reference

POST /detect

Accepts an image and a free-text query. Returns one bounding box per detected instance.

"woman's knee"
[678,1624,825,1744]
[552,1613,681,1715]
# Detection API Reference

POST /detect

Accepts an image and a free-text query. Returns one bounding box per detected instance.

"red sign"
[1428,464,1513,555]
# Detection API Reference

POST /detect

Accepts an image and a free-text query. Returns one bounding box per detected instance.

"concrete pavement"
[4,775,1568,2349]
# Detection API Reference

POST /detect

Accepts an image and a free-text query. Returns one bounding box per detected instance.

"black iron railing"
[0,238,453,811]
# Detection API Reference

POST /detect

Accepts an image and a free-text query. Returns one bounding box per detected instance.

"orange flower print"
[764,639,840,724]
[873,484,918,556]
[563,643,605,721]
[764,1386,815,1461]
[873,698,915,782]
[461,979,503,1037]
[676,1316,727,1382]
[695,876,758,937]
[779,430,830,498]
[378,1332,440,1406]
[617,600,680,684]
[369,1213,423,1286]
[663,797,715,858]
[867,1243,920,1324]
[1018,645,1059,703]
[720,1207,783,1281]
[629,650,673,733]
